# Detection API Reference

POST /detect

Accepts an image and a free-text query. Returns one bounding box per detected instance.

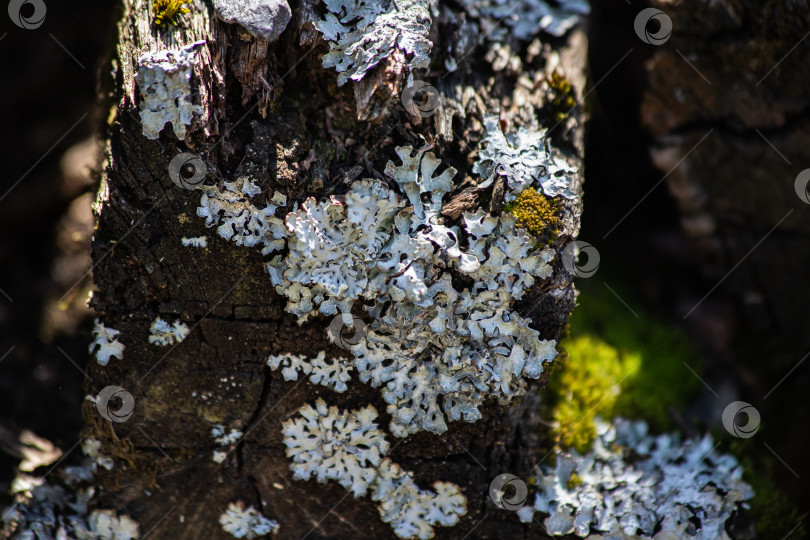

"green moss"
[503,187,561,244]
[545,284,699,452]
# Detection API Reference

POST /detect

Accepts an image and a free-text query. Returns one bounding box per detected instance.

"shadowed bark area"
[87,0,588,537]
[641,0,810,340]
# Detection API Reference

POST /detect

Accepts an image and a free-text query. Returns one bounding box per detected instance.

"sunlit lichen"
[219,501,279,538]
[517,418,754,538]
[315,0,433,86]
[134,42,204,140]
[148,317,190,346]
[196,144,560,438]
[473,116,578,200]
[282,400,467,539]
[89,319,125,366]
[459,0,588,41]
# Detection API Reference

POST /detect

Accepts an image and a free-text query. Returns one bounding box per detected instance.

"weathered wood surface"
[87,0,588,537]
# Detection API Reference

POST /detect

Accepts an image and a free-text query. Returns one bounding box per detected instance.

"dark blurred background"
[0,0,119,490]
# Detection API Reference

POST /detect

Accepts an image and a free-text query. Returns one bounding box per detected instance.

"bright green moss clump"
[550,335,640,452]
[545,284,699,452]
[503,187,561,243]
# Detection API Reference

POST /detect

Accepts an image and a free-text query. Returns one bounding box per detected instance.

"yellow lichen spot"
[546,69,577,123]
[567,472,582,490]
[504,187,561,241]
[152,0,190,28]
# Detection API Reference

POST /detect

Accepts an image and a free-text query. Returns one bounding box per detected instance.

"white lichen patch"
[219,501,280,539]
[245,146,558,436]
[148,317,190,346]
[275,179,403,319]
[473,116,577,201]
[2,482,139,540]
[89,319,125,366]
[197,179,287,255]
[267,351,353,392]
[87,510,141,540]
[373,460,467,540]
[461,0,589,41]
[283,399,389,497]
[81,437,115,472]
[134,41,205,140]
[517,418,754,539]
[212,424,243,446]
[316,0,433,85]
[282,400,466,539]
[181,235,208,247]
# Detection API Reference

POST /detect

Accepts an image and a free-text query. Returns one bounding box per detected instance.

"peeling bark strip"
[86,0,588,538]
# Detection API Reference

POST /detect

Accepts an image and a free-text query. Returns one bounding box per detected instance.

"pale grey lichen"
[81,438,114,473]
[134,41,204,140]
[267,351,353,392]
[473,116,578,201]
[372,460,467,540]
[197,179,287,255]
[89,319,124,366]
[516,418,754,539]
[460,0,589,41]
[211,424,243,446]
[2,483,139,540]
[316,0,433,86]
[282,399,389,497]
[181,235,208,247]
[273,179,403,319]
[282,400,466,539]
[188,145,560,437]
[147,317,190,346]
[219,501,279,539]
[261,147,558,436]
[213,0,291,42]
[86,511,141,540]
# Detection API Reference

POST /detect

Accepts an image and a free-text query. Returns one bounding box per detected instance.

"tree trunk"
[640,0,810,340]
[87,0,587,538]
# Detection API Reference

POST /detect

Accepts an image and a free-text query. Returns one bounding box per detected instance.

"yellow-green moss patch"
[503,187,561,243]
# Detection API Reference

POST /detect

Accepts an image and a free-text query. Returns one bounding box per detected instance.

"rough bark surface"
[87,0,587,538]
[641,0,810,339]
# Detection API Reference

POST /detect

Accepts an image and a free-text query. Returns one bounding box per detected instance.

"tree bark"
[87,0,587,538]
[641,0,810,340]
